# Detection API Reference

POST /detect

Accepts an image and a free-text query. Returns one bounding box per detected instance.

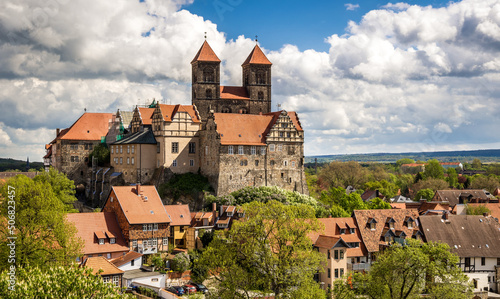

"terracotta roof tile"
[286,111,304,132]
[468,203,500,220]
[220,86,250,100]
[110,251,143,267]
[66,212,129,255]
[214,113,274,145]
[60,113,113,141]
[110,185,169,224]
[314,235,341,249]
[158,104,200,123]
[138,108,155,125]
[83,256,124,276]
[191,41,221,63]
[242,45,272,65]
[164,204,192,226]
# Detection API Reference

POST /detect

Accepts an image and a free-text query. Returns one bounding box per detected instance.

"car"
[167,286,185,296]
[190,282,209,294]
[183,284,197,294]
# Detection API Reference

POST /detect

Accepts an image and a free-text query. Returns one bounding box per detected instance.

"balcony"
[138,244,157,255]
[347,262,370,272]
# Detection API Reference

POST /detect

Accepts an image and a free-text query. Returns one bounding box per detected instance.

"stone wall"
[199,117,221,194]
[103,189,131,239]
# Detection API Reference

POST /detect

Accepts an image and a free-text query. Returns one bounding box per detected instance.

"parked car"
[167,286,185,296]
[190,282,209,294]
[183,284,197,294]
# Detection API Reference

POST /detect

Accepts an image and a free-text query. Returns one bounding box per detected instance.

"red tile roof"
[242,45,272,65]
[60,113,113,141]
[214,113,274,146]
[83,256,124,276]
[110,185,170,224]
[314,235,341,249]
[164,204,192,226]
[66,212,129,255]
[138,108,155,125]
[468,203,500,220]
[110,251,143,267]
[401,163,425,167]
[158,104,200,123]
[220,86,250,100]
[191,40,221,63]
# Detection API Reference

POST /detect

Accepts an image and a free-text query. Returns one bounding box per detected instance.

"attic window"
[87,130,90,133]
[110,238,116,244]
[150,210,154,214]
[180,215,184,218]
[99,238,104,245]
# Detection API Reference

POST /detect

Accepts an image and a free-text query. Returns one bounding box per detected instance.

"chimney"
[212,202,217,212]
[56,128,60,136]
[483,212,489,217]
[442,211,449,220]
[136,184,141,195]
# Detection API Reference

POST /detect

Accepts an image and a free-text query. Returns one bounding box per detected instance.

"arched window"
[222,107,231,113]
[240,107,248,114]
[206,89,212,99]
[203,67,214,82]
[258,91,264,101]
[256,71,266,84]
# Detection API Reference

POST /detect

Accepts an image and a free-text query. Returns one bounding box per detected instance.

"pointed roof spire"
[242,44,272,66]
[191,40,221,64]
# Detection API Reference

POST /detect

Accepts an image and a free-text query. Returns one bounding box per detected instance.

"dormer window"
[367,218,377,230]
[110,238,116,244]
[405,217,414,229]
[99,238,104,245]
[238,212,244,218]
[349,228,355,234]
[218,223,228,228]
[340,228,346,235]
[386,218,396,230]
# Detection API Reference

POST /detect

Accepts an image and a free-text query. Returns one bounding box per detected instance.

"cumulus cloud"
[345,3,360,11]
[1,0,500,160]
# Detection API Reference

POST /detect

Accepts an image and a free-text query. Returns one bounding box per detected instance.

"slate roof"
[110,251,143,267]
[353,209,420,253]
[242,45,272,65]
[220,86,250,100]
[83,256,124,276]
[60,113,113,141]
[112,129,157,145]
[191,40,221,63]
[419,214,500,257]
[66,212,129,255]
[164,204,192,226]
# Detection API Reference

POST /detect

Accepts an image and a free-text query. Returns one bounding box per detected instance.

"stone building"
[200,110,308,195]
[191,41,272,121]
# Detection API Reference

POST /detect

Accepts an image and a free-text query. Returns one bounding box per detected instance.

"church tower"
[191,41,221,120]
[242,44,272,114]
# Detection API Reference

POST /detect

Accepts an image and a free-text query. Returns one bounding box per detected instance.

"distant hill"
[0,158,44,172]
[305,149,500,164]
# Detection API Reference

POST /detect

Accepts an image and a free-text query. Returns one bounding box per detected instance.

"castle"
[44,41,308,199]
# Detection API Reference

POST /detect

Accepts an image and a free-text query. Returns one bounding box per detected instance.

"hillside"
[0,158,44,172]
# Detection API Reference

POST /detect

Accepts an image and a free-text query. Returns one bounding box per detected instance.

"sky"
[1,0,500,161]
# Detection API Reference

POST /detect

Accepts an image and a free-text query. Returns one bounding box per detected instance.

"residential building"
[66,212,129,261]
[111,251,143,271]
[420,214,500,293]
[214,205,245,230]
[163,204,193,250]
[313,235,349,291]
[102,185,170,254]
[82,256,124,288]
[361,190,385,202]
[433,190,494,208]
[110,251,166,289]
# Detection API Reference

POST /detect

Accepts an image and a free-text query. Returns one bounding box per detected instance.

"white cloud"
[345,3,360,11]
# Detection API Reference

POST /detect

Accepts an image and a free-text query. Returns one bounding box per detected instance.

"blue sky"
[1,0,500,161]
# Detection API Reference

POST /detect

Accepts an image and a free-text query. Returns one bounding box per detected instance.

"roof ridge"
[191,40,221,63]
[242,44,272,66]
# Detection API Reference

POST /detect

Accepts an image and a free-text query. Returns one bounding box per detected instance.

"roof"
[122,268,164,280]
[66,212,129,255]
[264,111,304,132]
[213,113,274,145]
[467,203,500,220]
[110,185,170,224]
[164,204,192,226]
[112,128,157,145]
[434,189,490,206]
[420,215,500,257]
[118,111,134,128]
[220,86,250,100]
[110,251,143,267]
[138,108,155,125]
[157,104,200,123]
[242,45,272,65]
[60,113,113,141]
[82,256,124,276]
[401,163,425,167]
[353,209,420,253]
[419,201,450,214]
[361,190,384,201]
[191,40,221,63]
[314,235,345,249]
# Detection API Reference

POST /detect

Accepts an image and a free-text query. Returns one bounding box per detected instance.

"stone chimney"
[442,211,449,220]
[56,128,60,136]
[136,184,141,195]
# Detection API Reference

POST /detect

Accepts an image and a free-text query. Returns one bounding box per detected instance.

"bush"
[171,252,190,273]
[88,143,110,166]
[159,173,213,199]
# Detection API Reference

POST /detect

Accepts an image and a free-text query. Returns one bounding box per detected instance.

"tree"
[414,188,435,201]
[424,159,444,180]
[0,265,131,298]
[470,175,500,193]
[364,179,398,199]
[465,204,491,215]
[471,158,482,170]
[366,197,391,210]
[446,168,458,188]
[196,201,325,298]
[412,178,448,194]
[88,143,110,166]
[33,167,78,212]
[171,252,190,273]
[0,175,82,271]
[336,240,472,299]
[396,158,415,168]
[318,161,369,189]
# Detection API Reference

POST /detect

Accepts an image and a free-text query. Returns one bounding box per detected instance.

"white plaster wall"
[118,257,142,271]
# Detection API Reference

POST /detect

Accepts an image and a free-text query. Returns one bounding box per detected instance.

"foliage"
[364,179,398,199]
[0,158,44,172]
[88,143,110,166]
[424,159,444,180]
[189,249,208,284]
[335,240,472,299]
[469,175,500,193]
[446,167,458,188]
[138,286,159,298]
[412,178,448,194]
[414,188,435,201]
[366,197,392,210]
[318,161,369,189]
[159,172,212,199]
[465,204,491,215]
[199,229,214,248]
[196,201,325,298]
[0,175,82,271]
[150,253,165,271]
[0,265,131,298]
[471,158,482,170]
[171,252,190,273]
[305,173,322,199]
[396,158,415,167]
[33,167,78,212]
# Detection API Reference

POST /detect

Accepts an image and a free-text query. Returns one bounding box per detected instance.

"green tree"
[396,158,415,168]
[364,179,398,199]
[414,188,435,201]
[412,178,448,194]
[88,143,110,166]
[337,240,472,299]
[366,197,391,210]
[0,265,131,298]
[0,175,82,271]
[471,158,482,170]
[446,168,458,188]
[465,204,491,215]
[171,252,190,273]
[318,161,369,189]
[470,175,500,193]
[424,159,444,180]
[196,201,325,299]
[33,167,78,212]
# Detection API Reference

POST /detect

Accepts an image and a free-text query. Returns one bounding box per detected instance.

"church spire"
[191,40,221,64]
[242,44,272,66]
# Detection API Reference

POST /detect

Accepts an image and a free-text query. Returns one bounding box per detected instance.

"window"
[349,228,355,234]
[340,268,344,277]
[278,144,283,151]
[180,226,185,233]
[228,146,234,155]
[111,147,114,154]
[131,259,135,266]
[172,142,179,153]
[389,222,394,229]
[269,144,275,152]
[148,224,153,231]
[370,222,376,230]
[407,219,413,229]
[292,161,296,167]
[284,160,288,166]
[256,70,266,84]
[189,142,196,153]
[153,223,158,231]
[99,238,104,245]
[120,146,123,154]
[127,145,130,153]
[103,276,110,284]
[238,146,244,155]
[120,157,122,164]
[334,250,339,259]
[240,160,248,166]
[190,159,194,166]
[152,238,157,246]
[279,132,284,138]
[255,160,259,166]
[127,157,130,165]
[287,132,291,138]
[205,145,208,155]
[261,147,266,155]
[258,91,264,101]
[206,89,212,99]
[110,238,116,244]
[334,268,339,278]
[328,268,331,278]
[251,146,256,155]
[172,160,177,167]
[203,67,214,82]
[270,160,275,166]
[157,143,160,153]
[340,228,346,235]
[132,239,137,247]
[107,253,111,259]
[143,224,147,231]
[131,157,135,165]
[131,145,135,153]
[340,250,344,259]
[328,250,331,259]
[481,257,486,266]
[113,275,120,287]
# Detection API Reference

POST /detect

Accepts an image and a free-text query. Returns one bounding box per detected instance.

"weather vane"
[277,103,281,110]
[204,32,207,39]
[255,35,258,43]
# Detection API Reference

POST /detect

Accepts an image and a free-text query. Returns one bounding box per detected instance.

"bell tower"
[242,44,272,114]
[191,40,221,121]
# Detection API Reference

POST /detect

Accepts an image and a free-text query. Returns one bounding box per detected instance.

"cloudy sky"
[1,0,500,161]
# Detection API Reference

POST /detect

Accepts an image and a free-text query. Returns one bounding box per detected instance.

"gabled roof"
[191,40,221,63]
[112,128,157,145]
[314,235,349,249]
[66,212,129,255]
[420,215,500,257]
[434,189,490,206]
[242,44,272,66]
[220,86,250,100]
[213,113,274,146]
[264,111,304,132]
[60,113,113,141]
[110,251,143,268]
[83,256,124,276]
[164,204,192,226]
[419,201,450,214]
[117,110,134,129]
[138,108,155,125]
[109,185,169,224]
[157,104,201,123]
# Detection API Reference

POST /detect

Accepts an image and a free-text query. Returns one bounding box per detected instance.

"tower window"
[206,89,212,99]
[256,71,266,84]
[222,107,231,113]
[258,91,264,101]
[203,67,214,82]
